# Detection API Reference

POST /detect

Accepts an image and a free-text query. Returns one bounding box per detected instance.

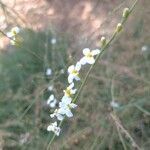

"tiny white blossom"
[80,48,101,65]
[110,101,119,108]
[68,62,81,83]
[7,26,20,38]
[46,68,52,76]
[51,38,57,45]
[48,85,53,91]
[47,122,61,136]
[50,109,64,121]
[7,27,20,45]
[63,83,77,97]
[47,94,57,108]
[141,45,148,52]
[59,96,77,118]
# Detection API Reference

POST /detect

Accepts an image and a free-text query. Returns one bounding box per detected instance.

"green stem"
[73,0,138,104]
[46,0,139,149]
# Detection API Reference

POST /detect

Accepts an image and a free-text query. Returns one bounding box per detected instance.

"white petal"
[48,85,53,91]
[74,76,80,81]
[70,103,77,108]
[80,57,87,65]
[46,68,52,76]
[68,74,74,83]
[86,57,95,64]
[12,27,20,33]
[51,38,56,44]
[49,94,54,100]
[55,128,61,136]
[65,109,73,117]
[58,108,66,115]
[7,32,13,38]
[53,122,57,126]
[69,83,74,89]
[47,125,53,131]
[47,99,51,105]
[83,48,90,55]
[110,101,119,108]
[91,49,101,56]
[50,113,55,118]
[75,62,81,71]
[57,114,64,121]
[68,65,75,73]
[50,100,57,108]
[71,89,77,94]
[61,96,72,105]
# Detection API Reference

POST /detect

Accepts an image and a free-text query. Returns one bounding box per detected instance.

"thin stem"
[110,113,142,150]
[73,0,138,104]
[46,0,139,149]
[116,124,128,150]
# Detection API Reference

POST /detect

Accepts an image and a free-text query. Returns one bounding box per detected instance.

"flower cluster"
[47,94,57,108]
[47,48,101,136]
[7,27,20,45]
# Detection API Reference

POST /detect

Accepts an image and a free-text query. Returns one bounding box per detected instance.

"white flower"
[47,94,57,108]
[59,96,77,118]
[48,85,53,91]
[80,48,101,65]
[68,62,81,83]
[47,122,61,136]
[50,109,64,121]
[110,101,119,108]
[63,83,77,97]
[51,38,57,45]
[46,68,52,76]
[141,45,148,52]
[7,26,20,38]
[7,27,20,45]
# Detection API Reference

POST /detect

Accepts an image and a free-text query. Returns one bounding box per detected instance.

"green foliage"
[0,29,69,149]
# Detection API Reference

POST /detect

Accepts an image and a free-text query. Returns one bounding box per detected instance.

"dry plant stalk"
[110,112,142,150]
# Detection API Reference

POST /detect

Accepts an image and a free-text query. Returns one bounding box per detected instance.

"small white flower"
[7,26,20,38]
[59,96,77,118]
[48,85,54,91]
[47,122,61,136]
[80,48,101,65]
[141,45,148,52]
[47,94,57,108]
[110,101,119,108]
[68,62,81,83]
[7,27,20,45]
[46,68,52,76]
[51,38,57,45]
[63,83,77,97]
[50,109,64,121]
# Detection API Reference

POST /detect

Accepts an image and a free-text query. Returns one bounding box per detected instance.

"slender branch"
[46,0,139,149]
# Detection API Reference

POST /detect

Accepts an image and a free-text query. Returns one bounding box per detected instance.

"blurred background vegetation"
[0,0,150,150]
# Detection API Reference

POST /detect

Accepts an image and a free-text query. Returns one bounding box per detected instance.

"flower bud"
[100,36,106,46]
[116,23,123,33]
[123,8,130,18]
